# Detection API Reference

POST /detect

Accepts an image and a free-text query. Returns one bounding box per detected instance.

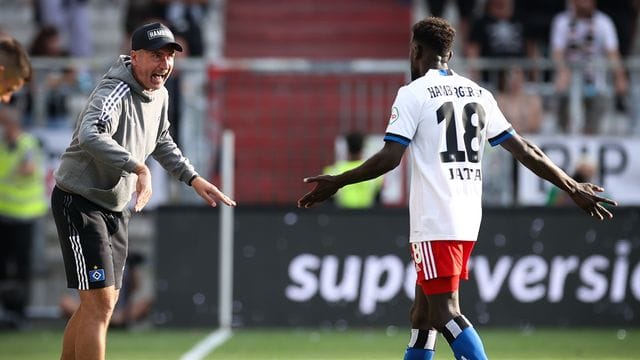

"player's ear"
[448,51,453,62]
[411,43,422,61]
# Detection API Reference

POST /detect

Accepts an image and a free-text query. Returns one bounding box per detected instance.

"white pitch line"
[180,327,232,360]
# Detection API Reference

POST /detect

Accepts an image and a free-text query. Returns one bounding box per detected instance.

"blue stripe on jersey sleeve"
[384,133,411,146]
[488,127,515,147]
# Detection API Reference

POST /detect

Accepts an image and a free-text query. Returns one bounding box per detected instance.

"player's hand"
[134,164,152,212]
[191,176,237,207]
[297,175,340,208]
[569,182,617,220]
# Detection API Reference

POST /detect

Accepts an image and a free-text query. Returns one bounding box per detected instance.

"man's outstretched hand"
[297,175,340,208]
[570,182,617,220]
[134,164,152,212]
[191,176,237,207]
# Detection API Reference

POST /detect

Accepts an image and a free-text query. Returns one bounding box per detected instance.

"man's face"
[573,0,595,17]
[0,67,25,103]
[131,47,175,91]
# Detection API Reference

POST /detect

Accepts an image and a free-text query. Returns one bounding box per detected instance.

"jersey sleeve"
[484,91,515,147]
[383,86,422,146]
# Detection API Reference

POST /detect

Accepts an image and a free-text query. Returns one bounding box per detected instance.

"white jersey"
[384,69,514,243]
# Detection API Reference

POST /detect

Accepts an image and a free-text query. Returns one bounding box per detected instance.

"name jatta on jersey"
[448,166,482,181]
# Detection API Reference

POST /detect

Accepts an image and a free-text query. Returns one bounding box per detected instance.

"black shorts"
[51,186,130,290]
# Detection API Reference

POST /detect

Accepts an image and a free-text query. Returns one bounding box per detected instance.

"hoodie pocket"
[83,174,136,211]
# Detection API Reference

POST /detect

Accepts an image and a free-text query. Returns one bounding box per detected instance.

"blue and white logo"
[89,269,106,282]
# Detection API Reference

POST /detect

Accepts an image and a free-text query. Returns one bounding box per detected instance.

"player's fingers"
[596,203,613,219]
[595,195,617,206]
[297,195,313,208]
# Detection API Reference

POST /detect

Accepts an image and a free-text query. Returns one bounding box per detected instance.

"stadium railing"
[20,56,640,207]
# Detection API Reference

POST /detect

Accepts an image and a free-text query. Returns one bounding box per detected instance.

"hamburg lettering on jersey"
[427,85,483,99]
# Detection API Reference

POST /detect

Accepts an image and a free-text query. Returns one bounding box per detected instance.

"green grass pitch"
[0,327,638,359]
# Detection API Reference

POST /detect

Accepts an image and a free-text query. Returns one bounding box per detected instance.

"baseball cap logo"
[147,28,173,40]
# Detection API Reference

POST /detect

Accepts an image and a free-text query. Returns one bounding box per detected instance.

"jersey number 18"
[436,101,486,164]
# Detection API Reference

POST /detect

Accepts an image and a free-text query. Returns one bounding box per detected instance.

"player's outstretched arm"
[500,134,617,220]
[298,141,406,208]
[191,176,237,207]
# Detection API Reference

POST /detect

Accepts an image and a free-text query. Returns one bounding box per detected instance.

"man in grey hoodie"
[50,22,236,360]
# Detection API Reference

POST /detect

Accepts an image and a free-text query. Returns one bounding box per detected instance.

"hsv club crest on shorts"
[89,268,106,282]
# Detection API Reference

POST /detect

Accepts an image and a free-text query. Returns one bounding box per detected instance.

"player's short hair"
[0,36,32,82]
[411,17,456,58]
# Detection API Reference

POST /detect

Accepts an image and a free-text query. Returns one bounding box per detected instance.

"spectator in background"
[516,0,566,81]
[550,0,628,134]
[0,106,47,329]
[465,0,535,88]
[35,0,92,57]
[425,0,476,45]
[123,0,166,49]
[158,0,208,57]
[598,1,640,57]
[323,132,383,209]
[496,66,543,134]
[27,25,84,128]
[29,25,68,57]
[164,32,190,148]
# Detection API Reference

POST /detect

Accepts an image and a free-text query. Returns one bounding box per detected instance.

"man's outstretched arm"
[500,134,617,220]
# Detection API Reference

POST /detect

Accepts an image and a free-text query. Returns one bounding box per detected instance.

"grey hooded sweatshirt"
[54,55,198,212]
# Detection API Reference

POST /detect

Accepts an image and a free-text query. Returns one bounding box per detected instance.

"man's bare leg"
[60,286,119,360]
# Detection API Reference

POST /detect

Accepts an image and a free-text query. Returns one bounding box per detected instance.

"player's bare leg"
[427,290,488,360]
[60,287,119,360]
[404,286,437,360]
[410,285,430,328]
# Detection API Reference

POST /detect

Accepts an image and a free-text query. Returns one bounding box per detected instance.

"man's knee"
[78,288,118,320]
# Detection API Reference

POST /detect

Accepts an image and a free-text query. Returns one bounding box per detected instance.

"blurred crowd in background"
[0,0,638,135]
